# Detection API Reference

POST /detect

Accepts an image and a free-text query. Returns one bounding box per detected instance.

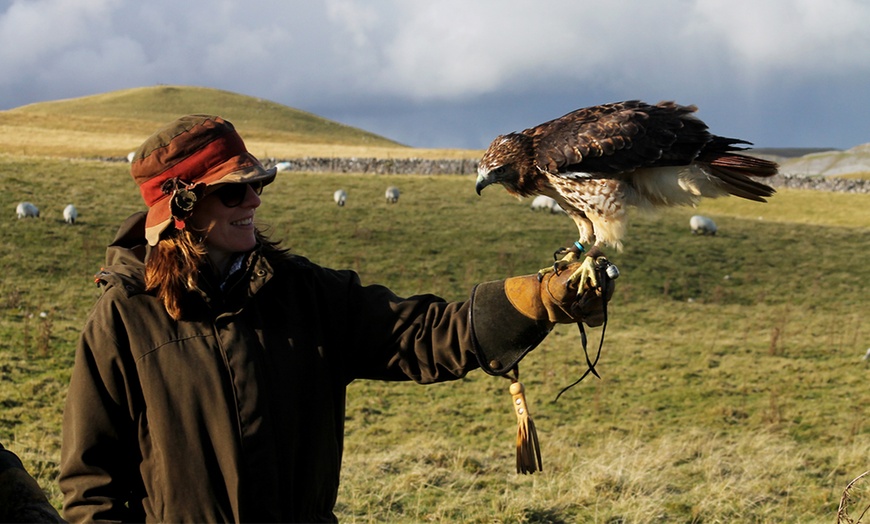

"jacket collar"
[193,246,274,314]
[94,212,149,295]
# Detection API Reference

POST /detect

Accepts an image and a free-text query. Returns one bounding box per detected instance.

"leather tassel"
[510,380,542,474]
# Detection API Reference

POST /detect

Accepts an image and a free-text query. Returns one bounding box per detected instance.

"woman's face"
[188,182,262,272]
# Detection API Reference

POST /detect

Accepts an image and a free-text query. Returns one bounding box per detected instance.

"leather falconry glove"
[469,254,616,376]
[503,256,615,328]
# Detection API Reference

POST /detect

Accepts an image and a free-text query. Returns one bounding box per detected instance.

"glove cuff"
[469,280,552,376]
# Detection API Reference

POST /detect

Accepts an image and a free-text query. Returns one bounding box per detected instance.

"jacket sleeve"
[303,263,550,383]
[59,300,145,523]
[339,276,478,384]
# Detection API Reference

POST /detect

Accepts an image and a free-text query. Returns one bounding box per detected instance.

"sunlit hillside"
[779,143,870,179]
[0,85,482,160]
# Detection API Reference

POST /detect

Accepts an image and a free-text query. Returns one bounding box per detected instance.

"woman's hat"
[131,114,277,246]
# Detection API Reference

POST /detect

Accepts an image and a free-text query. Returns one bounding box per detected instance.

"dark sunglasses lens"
[216,182,264,207]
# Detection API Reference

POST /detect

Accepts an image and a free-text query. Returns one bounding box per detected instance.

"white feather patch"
[630,165,729,208]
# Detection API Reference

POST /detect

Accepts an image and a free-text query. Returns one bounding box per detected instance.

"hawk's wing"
[524,100,715,176]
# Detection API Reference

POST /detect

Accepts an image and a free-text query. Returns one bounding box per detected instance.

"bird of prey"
[475,100,779,286]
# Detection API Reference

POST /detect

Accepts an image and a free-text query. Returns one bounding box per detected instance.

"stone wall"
[264,157,870,194]
[766,173,870,194]
[107,155,869,194]
[265,157,477,175]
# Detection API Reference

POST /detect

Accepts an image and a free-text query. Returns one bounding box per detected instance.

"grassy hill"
[0,85,480,160]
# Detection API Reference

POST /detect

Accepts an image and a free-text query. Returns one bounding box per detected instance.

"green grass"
[2,155,870,522]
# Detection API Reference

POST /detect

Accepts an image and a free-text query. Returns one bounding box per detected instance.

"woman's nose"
[242,184,261,208]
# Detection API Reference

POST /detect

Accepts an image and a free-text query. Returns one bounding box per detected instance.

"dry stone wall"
[265,157,477,175]
[766,173,870,194]
[264,158,870,194]
[105,156,869,194]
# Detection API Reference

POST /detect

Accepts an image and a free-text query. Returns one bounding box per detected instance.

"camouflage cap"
[130,114,277,245]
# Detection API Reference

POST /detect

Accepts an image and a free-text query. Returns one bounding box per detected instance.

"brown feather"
[701,147,779,201]
[709,165,777,202]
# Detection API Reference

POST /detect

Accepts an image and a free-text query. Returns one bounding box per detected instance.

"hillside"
[750,147,840,160]
[0,85,478,160]
[778,143,870,178]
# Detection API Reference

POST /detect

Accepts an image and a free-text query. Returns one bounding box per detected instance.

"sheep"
[63,204,78,224]
[274,161,292,172]
[690,215,717,235]
[16,202,39,219]
[127,151,136,162]
[530,195,566,214]
[385,186,400,204]
[334,189,347,207]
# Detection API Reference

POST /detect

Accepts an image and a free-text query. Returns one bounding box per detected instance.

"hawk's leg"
[537,242,601,288]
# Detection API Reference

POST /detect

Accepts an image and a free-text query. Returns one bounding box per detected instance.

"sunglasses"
[213,181,265,208]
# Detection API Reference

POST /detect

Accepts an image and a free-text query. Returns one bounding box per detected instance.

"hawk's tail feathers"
[701,137,779,202]
[708,154,779,202]
[712,167,775,202]
[708,152,779,177]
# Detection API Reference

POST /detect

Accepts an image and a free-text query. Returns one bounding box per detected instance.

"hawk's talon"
[538,248,585,286]
[539,244,605,289]
[566,256,599,290]
[536,265,556,281]
[552,247,569,261]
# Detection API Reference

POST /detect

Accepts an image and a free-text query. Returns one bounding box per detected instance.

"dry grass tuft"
[839,470,870,524]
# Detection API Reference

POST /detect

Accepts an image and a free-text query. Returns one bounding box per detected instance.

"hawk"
[475,100,779,286]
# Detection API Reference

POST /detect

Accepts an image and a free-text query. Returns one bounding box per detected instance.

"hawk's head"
[476,133,537,197]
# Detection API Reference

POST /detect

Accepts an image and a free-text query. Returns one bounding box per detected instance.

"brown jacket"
[60,213,547,523]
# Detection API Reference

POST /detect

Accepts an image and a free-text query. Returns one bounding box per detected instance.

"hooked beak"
[475,172,492,196]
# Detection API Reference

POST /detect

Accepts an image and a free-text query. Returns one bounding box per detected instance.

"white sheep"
[334,189,347,207]
[385,186,400,204]
[16,202,39,219]
[275,161,292,172]
[690,215,717,235]
[127,151,136,163]
[63,204,78,224]
[530,195,565,214]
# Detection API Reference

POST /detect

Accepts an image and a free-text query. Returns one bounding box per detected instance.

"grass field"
[1,151,869,522]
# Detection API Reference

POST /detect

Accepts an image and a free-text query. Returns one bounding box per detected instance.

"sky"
[1,0,868,151]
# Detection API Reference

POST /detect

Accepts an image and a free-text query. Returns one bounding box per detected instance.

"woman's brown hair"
[145,229,208,320]
[145,227,290,320]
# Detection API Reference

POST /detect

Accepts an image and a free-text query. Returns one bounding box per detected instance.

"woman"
[59,115,611,522]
